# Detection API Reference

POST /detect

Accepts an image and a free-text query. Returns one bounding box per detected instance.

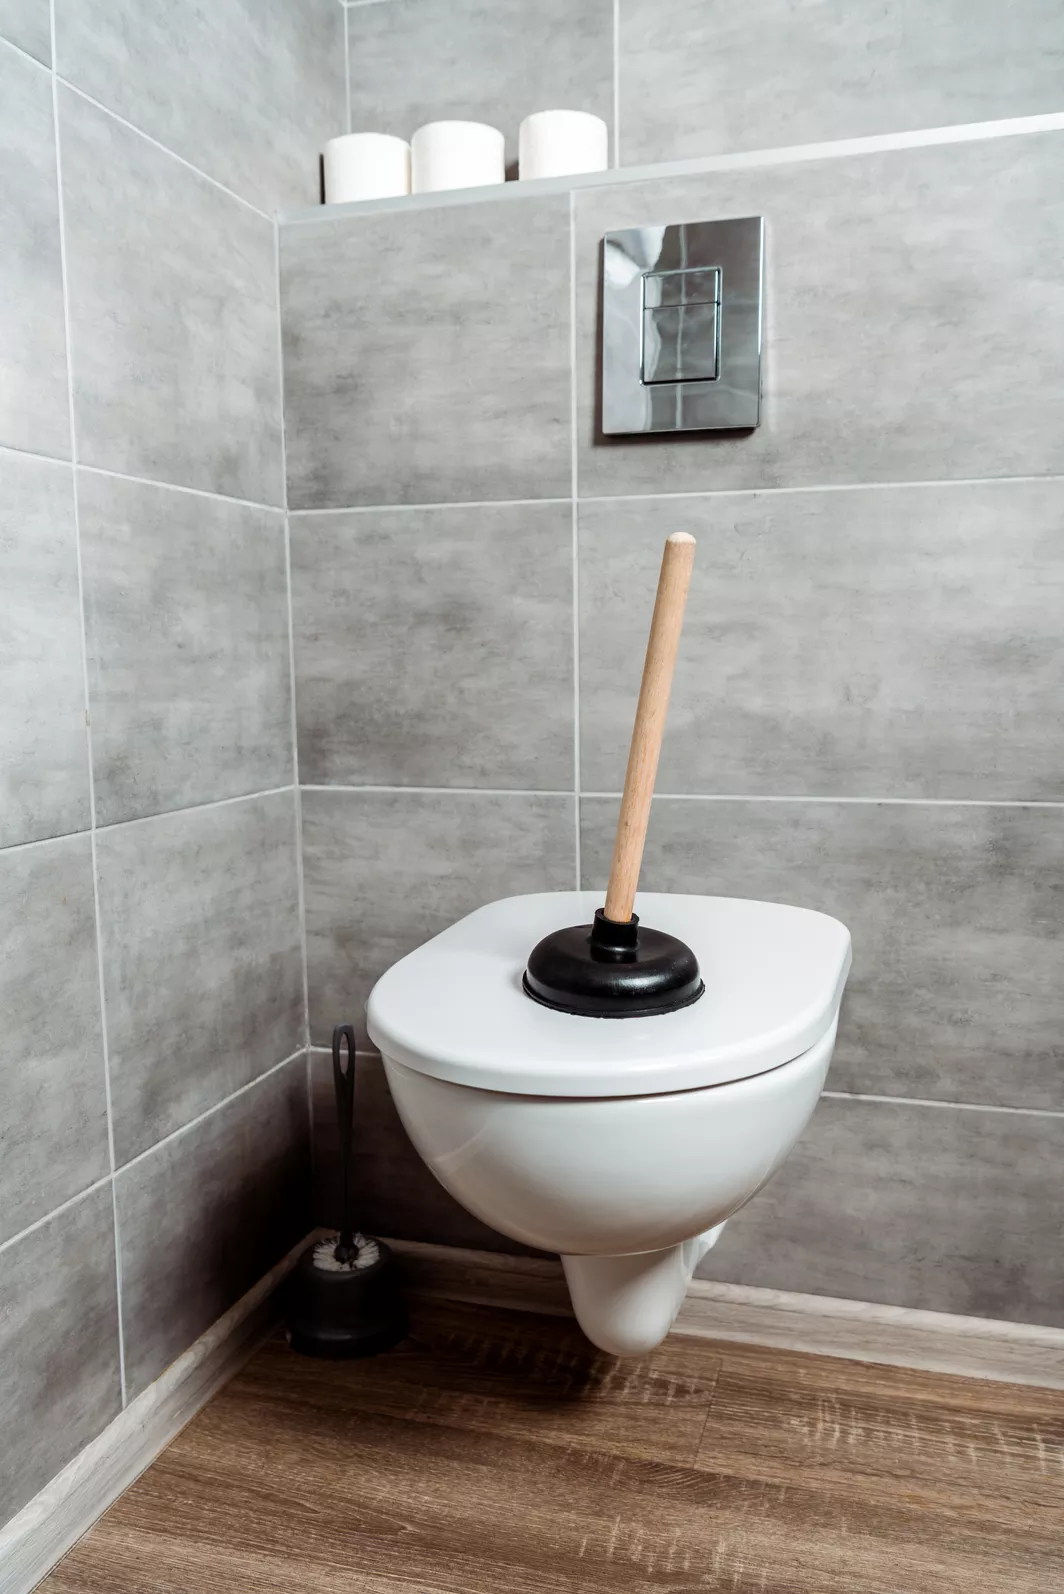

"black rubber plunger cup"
[524,532,705,1019]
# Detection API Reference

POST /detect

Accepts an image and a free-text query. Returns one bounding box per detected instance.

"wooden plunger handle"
[603,532,696,924]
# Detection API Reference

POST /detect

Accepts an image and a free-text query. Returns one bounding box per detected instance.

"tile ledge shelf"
[281,111,1064,227]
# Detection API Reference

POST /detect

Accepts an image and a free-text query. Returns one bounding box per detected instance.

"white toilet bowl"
[368,891,850,1357]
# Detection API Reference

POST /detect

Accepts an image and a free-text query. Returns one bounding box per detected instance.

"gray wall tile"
[580,797,1064,1112]
[0,836,109,1246]
[80,472,292,826]
[579,483,1064,800]
[281,195,572,509]
[0,453,90,848]
[699,1095,1064,1328]
[58,88,283,505]
[621,0,1064,167]
[347,0,614,172]
[575,133,1064,497]
[302,789,576,1045]
[311,1050,540,1255]
[0,1185,121,1523]
[115,1056,309,1400]
[54,0,344,211]
[0,48,69,458]
[291,503,574,790]
[96,792,303,1165]
[0,0,51,63]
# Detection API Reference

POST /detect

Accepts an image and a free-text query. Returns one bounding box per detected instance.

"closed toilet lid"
[366,891,851,1098]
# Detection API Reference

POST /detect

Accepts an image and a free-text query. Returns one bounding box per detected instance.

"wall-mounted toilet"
[367,890,851,1357]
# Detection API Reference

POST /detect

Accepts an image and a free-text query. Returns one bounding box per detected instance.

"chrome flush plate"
[602,216,764,435]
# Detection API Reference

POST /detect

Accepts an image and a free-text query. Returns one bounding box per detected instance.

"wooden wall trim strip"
[0,1232,313,1594]
[389,1238,1064,1390]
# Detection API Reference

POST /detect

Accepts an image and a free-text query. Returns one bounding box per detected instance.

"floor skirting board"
[388,1238,1064,1391]
[0,1232,313,1594]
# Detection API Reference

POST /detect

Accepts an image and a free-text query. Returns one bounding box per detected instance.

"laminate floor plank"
[41,1299,1064,1594]
[233,1300,722,1466]
[698,1338,1064,1526]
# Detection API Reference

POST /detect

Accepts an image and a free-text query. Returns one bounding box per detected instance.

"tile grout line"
[279,475,1064,519]
[0,1174,114,1262]
[344,0,352,135]
[8,442,1064,516]
[0,1044,306,1263]
[289,496,572,516]
[300,784,577,798]
[294,785,1064,809]
[0,444,286,516]
[612,0,621,168]
[77,461,284,514]
[569,188,582,891]
[0,30,48,71]
[56,75,273,223]
[105,785,297,834]
[15,20,273,217]
[579,476,1064,504]
[597,792,1064,808]
[115,1048,309,1181]
[822,1090,1064,1120]
[274,217,312,1071]
[50,0,127,1408]
[0,785,299,861]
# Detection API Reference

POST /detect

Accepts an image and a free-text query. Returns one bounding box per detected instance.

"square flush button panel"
[602,216,763,435]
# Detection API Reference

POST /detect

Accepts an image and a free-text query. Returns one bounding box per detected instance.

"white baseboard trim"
[0,1232,314,1594]
[388,1238,1064,1389]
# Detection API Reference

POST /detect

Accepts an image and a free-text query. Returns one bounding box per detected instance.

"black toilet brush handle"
[332,1024,357,1260]
[604,533,696,926]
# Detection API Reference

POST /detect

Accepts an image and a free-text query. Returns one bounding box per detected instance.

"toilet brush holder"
[287,1025,408,1359]
[524,532,704,1018]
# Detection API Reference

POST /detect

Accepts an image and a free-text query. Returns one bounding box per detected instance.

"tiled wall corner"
[0,0,333,1532]
[0,1186,122,1525]
[115,1055,310,1400]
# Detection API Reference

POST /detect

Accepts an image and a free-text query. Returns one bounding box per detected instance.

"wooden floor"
[44,1298,1064,1593]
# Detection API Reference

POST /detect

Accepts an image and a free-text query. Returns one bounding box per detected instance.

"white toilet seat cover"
[366,891,851,1098]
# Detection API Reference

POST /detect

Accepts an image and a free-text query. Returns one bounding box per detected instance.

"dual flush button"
[641,266,721,385]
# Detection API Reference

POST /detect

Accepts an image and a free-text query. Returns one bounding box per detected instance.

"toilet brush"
[524,532,704,1017]
[286,1025,408,1358]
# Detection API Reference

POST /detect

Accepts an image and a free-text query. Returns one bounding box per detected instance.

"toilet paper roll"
[518,110,609,181]
[323,133,411,204]
[411,121,506,194]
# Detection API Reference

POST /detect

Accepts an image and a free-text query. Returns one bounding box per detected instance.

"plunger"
[523,532,704,1018]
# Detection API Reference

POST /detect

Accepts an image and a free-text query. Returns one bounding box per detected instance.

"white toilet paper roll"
[411,121,506,194]
[518,110,609,181]
[323,133,411,204]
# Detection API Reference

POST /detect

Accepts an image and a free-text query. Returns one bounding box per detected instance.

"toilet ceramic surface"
[366,891,851,1098]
